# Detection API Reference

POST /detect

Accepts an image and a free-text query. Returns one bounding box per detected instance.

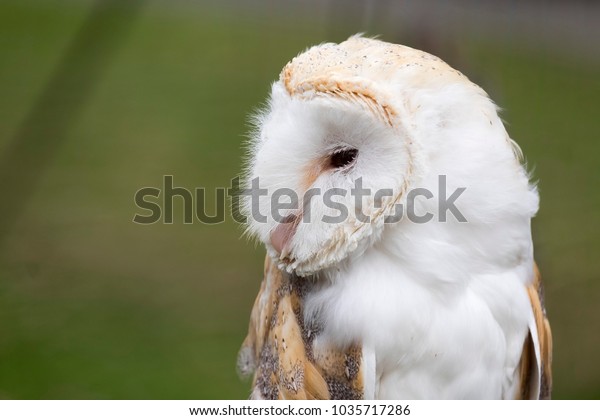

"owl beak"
[270,213,300,259]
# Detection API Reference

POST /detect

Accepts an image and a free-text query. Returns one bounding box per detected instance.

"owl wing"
[237,256,372,400]
[516,263,553,399]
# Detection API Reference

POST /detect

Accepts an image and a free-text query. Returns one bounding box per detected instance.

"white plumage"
[238,36,552,400]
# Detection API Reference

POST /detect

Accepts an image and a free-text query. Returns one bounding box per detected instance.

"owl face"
[244,83,411,275]
[243,36,538,277]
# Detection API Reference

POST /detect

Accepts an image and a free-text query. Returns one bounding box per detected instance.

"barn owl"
[237,36,552,399]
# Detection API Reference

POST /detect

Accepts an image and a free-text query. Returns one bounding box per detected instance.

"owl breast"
[303,246,531,399]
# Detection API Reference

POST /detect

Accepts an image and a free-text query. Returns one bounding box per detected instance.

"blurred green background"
[0,0,598,399]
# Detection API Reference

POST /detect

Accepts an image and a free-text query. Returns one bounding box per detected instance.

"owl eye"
[330,148,358,169]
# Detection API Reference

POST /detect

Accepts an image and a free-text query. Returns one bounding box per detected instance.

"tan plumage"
[518,264,553,399]
[238,256,366,399]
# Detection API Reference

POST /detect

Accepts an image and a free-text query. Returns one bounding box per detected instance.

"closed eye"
[329,148,358,169]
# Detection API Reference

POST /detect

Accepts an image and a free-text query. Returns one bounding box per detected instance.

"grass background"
[0,0,598,399]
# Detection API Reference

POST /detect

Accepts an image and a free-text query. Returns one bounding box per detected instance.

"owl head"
[243,36,538,276]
